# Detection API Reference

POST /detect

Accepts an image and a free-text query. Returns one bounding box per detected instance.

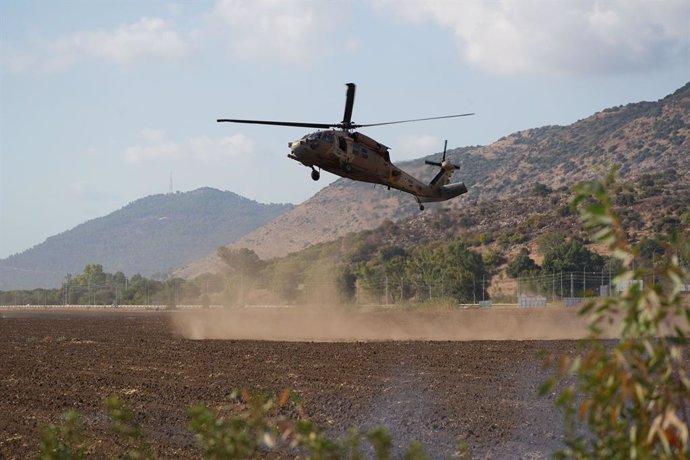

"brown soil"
[0,309,578,459]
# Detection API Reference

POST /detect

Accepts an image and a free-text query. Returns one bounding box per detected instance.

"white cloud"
[374,0,690,76]
[1,17,190,74]
[212,0,348,62]
[393,134,440,161]
[123,129,255,165]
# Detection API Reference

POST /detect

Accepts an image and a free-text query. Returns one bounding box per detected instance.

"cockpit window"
[307,131,321,148]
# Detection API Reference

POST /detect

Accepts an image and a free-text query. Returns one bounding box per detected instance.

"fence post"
[384,275,389,305]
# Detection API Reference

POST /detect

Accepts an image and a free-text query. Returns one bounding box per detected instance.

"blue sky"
[1,0,688,259]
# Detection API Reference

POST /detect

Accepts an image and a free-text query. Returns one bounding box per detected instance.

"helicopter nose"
[289,139,305,155]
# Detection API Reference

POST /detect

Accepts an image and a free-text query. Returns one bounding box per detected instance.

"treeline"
[0,264,225,307]
[215,233,665,306]
[2,234,683,308]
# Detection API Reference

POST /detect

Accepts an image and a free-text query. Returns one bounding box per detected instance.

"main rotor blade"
[442,139,448,161]
[354,113,474,129]
[342,83,356,127]
[217,119,334,129]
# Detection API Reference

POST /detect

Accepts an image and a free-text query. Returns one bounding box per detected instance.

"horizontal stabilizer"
[419,182,468,203]
[441,182,468,199]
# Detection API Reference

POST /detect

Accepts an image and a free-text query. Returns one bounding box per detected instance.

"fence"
[349,270,658,307]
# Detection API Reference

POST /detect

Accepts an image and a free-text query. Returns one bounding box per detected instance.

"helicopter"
[218,83,473,210]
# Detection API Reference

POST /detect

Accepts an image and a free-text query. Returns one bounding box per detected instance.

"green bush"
[541,167,690,458]
[40,390,448,459]
[38,410,85,460]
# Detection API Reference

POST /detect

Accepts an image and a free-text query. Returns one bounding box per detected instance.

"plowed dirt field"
[0,309,578,459]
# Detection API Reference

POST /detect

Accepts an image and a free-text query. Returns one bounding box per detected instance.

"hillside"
[177,82,690,278]
[0,188,292,289]
[175,181,418,276]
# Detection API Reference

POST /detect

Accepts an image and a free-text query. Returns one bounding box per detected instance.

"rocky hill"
[0,188,292,289]
[176,83,689,278]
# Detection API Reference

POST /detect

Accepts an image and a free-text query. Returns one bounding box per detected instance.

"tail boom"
[418,182,468,203]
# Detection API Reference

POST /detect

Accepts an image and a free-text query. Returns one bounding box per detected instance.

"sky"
[1,0,688,259]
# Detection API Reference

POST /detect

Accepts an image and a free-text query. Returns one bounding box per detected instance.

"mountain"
[0,188,292,289]
[177,82,689,278]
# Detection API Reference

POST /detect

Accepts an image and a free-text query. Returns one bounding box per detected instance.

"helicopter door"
[343,137,355,163]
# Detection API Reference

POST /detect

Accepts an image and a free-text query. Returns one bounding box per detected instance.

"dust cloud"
[170,305,604,342]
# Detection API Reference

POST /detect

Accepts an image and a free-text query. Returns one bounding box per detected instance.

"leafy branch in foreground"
[541,167,690,459]
[106,395,156,459]
[187,388,440,459]
[38,410,85,460]
[40,390,449,459]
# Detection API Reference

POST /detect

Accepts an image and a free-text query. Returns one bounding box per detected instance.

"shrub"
[38,410,85,460]
[39,390,449,459]
[541,167,690,458]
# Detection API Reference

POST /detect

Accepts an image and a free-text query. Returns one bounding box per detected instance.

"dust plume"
[170,305,603,342]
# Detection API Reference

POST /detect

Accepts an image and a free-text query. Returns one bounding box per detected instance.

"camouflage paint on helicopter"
[219,83,472,210]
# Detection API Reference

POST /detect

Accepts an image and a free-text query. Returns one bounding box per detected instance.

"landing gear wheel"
[311,169,320,181]
[419,204,425,211]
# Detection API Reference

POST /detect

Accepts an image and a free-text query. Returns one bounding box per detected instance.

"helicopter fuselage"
[218,83,471,210]
[287,129,467,204]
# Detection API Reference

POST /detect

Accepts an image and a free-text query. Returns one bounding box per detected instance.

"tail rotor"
[425,140,459,186]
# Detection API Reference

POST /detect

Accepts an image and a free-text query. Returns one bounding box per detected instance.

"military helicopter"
[218,83,473,210]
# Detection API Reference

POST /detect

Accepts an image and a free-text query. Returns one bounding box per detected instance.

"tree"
[335,265,357,302]
[506,247,540,278]
[442,241,487,303]
[218,247,265,278]
[541,239,605,274]
[74,264,106,286]
[383,255,409,302]
[404,241,487,303]
[636,237,664,269]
